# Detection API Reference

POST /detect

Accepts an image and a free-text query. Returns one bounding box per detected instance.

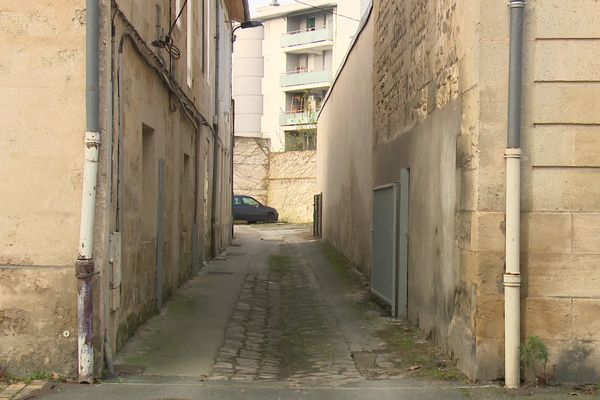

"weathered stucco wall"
[0,268,77,375]
[317,14,374,275]
[0,1,85,266]
[0,0,86,375]
[111,0,228,352]
[268,151,316,224]
[1,0,236,376]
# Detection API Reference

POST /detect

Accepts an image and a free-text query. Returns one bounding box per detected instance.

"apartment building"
[232,0,362,222]
[235,0,364,151]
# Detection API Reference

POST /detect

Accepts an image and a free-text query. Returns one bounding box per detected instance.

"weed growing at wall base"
[521,336,549,384]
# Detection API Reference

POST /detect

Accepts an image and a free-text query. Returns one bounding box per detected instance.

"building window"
[307,16,316,31]
[285,130,316,151]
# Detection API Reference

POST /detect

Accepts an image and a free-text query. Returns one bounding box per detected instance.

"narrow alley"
[30,225,576,400]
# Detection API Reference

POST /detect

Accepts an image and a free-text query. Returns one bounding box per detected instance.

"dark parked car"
[233,195,279,223]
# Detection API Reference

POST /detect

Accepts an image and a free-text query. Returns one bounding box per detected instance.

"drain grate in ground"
[207,271,234,275]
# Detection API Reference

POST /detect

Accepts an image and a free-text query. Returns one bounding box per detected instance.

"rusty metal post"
[75,258,95,382]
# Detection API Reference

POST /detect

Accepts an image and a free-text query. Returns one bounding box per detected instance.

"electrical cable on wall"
[151,0,188,59]
[291,0,359,21]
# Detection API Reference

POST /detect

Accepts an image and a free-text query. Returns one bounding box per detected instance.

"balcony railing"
[280,69,331,88]
[279,111,319,126]
[280,26,333,48]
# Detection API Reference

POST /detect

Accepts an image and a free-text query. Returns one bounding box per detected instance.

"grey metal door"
[372,184,398,315]
[372,169,410,318]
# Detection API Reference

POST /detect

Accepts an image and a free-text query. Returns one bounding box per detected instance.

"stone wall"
[478,0,600,382]
[373,0,483,379]
[371,0,600,383]
[233,139,316,224]
[268,151,316,224]
[233,137,270,204]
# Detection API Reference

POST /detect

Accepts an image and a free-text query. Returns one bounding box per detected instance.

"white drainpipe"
[77,0,100,383]
[504,148,522,388]
[504,0,525,389]
[76,130,100,383]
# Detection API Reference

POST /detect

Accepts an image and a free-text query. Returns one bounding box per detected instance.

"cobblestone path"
[211,243,362,385]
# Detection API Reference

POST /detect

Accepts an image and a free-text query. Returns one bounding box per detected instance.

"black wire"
[168,0,188,36]
[291,0,359,22]
[154,0,187,60]
[163,36,182,59]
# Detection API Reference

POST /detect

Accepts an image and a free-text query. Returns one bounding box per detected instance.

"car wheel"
[266,212,277,223]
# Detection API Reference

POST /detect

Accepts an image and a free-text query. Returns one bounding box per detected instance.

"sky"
[247,0,370,19]
[247,0,296,17]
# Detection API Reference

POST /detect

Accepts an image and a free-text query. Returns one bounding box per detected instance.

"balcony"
[279,111,319,127]
[281,26,333,53]
[280,69,331,89]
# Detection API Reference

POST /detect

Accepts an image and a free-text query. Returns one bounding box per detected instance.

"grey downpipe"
[77,0,101,383]
[211,0,221,258]
[504,0,525,389]
[507,0,524,149]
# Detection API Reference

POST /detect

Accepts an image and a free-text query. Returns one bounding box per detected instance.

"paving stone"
[210,243,364,384]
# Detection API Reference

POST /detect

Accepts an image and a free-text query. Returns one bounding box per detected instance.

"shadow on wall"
[555,343,599,383]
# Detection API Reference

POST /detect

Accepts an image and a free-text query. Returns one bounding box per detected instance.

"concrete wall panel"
[317,15,374,274]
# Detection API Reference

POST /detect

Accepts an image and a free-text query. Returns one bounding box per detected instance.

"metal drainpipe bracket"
[503,273,522,287]
[504,148,522,159]
[508,1,526,8]
[85,131,101,146]
[75,258,96,280]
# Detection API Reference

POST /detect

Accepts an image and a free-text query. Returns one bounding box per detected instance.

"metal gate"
[313,193,322,238]
[371,169,409,317]
[372,184,397,314]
